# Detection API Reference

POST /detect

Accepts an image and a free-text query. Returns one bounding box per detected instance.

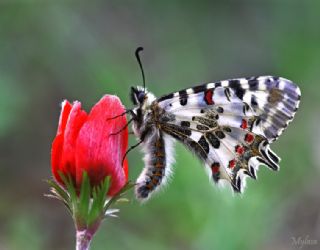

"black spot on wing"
[161,123,192,138]
[228,79,240,88]
[215,130,225,139]
[192,116,217,128]
[249,167,257,179]
[255,118,261,126]
[231,177,241,193]
[161,124,209,161]
[243,103,250,114]
[181,121,190,127]
[223,127,232,133]
[157,93,174,102]
[248,78,259,90]
[174,125,191,137]
[251,95,258,107]
[224,88,231,101]
[268,148,280,164]
[196,124,209,131]
[187,140,208,160]
[229,79,245,100]
[198,136,209,154]
[205,132,220,149]
[193,82,221,93]
[159,113,176,123]
[179,90,188,106]
[217,106,224,113]
[257,156,278,171]
[192,84,207,93]
[157,80,228,103]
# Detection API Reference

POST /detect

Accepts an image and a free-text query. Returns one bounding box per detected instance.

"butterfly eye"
[130,87,145,105]
[137,91,145,103]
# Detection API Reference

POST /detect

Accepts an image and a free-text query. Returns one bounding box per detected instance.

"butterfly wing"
[157,76,301,192]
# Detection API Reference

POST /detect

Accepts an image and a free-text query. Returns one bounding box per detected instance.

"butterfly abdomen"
[135,130,173,200]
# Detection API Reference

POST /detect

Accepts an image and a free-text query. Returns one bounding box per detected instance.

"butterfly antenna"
[135,47,146,93]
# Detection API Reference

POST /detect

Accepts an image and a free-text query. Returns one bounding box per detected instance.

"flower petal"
[57,100,72,135]
[75,95,128,195]
[51,100,73,185]
[51,134,64,184]
[123,158,129,182]
[60,101,87,183]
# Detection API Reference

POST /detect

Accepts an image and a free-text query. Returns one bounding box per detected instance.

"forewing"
[157,76,301,192]
[158,76,300,142]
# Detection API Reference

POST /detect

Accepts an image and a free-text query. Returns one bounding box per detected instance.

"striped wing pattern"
[157,76,301,192]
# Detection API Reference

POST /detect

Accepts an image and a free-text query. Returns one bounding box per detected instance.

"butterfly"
[127,48,301,200]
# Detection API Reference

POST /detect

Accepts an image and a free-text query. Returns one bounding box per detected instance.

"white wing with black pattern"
[156,76,301,192]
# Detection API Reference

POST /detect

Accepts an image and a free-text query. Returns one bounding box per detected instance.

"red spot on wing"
[241,119,248,129]
[245,133,254,143]
[204,89,214,105]
[229,159,236,169]
[211,163,220,174]
[235,145,245,155]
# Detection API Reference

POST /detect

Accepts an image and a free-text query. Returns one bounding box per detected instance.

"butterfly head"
[130,86,156,138]
[130,86,156,107]
[130,86,145,105]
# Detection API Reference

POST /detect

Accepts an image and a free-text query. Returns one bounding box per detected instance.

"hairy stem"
[76,229,93,250]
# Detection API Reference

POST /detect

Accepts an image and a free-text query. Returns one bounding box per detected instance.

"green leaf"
[78,172,90,224]
[46,179,69,204]
[46,179,72,213]
[59,173,78,216]
[46,172,133,230]
[88,177,110,226]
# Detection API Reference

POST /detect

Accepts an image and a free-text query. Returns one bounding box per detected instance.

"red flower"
[51,95,128,196]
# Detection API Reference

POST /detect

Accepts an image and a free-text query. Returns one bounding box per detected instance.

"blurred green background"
[0,0,319,249]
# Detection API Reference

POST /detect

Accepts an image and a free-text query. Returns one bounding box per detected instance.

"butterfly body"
[130,76,301,200]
